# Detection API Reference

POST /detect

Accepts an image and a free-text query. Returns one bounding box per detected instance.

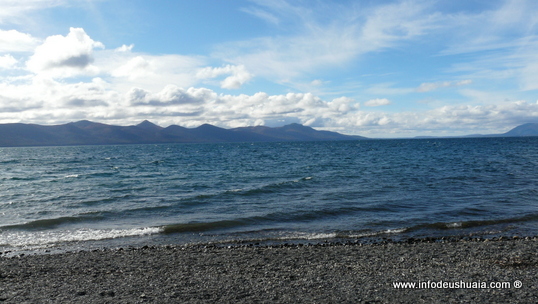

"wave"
[162,220,248,234]
[160,205,369,235]
[3,213,538,252]
[0,227,161,249]
[223,176,315,197]
[0,213,107,231]
[197,212,538,244]
[3,176,37,181]
[160,176,316,208]
[408,213,538,232]
[154,210,538,238]
[0,159,21,165]
[177,213,538,246]
[172,229,414,247]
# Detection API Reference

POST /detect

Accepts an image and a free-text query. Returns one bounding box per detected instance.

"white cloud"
[365,79,474,97]
[365,83,414,96]
[0,29,40,52]
[26,27,104,78]
[218,1,436,83]
[103,52,206,93]
[0,75,122,124]
[521,61,538,91]
[1,71,537,137]
[240,6,280,25]
[438,0,538,56]
[229,0,538,97]
[0,0,67,24]
[428,1,538,94]
[111,56,150,80]
[328,96,354,113]
[1,2,538,137]
[416,80,473,92]
[359,1,436,49]
[123,88,356,128]
[310,79,324,86]
[364,98,391,107]
[127,85,216,107]
[196,64,253,89]
[114,44,134,52]
[0,54,17,69]
[367,100,538,136]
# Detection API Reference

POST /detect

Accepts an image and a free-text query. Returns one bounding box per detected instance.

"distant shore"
[1,237,536,303]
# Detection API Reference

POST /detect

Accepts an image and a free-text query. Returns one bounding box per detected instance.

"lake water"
[1,137,537,254]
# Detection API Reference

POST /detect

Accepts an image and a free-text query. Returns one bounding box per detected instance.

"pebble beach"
[1,237,537,303]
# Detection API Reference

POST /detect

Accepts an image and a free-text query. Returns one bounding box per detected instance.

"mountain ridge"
[414,123,538,139]
[502,123,538,137]
[0,120,366,147]
[2,121,537,147]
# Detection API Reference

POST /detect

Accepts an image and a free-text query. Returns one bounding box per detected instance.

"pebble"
[0,237,536,303]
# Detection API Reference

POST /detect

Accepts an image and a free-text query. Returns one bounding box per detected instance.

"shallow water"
[1,137,537,253]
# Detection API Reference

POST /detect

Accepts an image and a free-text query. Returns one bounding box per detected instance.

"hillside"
[501,123,538,137]
[0,121,366,147]
[414,123,538,139]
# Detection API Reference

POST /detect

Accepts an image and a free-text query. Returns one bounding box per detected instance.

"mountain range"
[1,121,537,147]
[0,120,365,147]
[415,123,538,139]
[501,123,538,137]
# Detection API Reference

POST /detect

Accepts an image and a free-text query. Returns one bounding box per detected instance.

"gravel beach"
[1,237,537,303]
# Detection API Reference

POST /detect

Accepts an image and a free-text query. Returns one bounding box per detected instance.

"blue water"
[1,137,538,253]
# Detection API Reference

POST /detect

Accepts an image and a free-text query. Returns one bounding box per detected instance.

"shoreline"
[1,237,536,303]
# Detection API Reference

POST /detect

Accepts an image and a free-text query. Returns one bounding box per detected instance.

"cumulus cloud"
[0,76,122,124]
[196,64,253,89]
[122,87,358,128]
[102,51,206,92]
[1,1,538,137]
[111,56,151,80]
[328,96,354,112]
[310,79,324,86]
[364,98,391,107]
[0,29,40,52]
[129,90,538,137]
[26,27,104,77]
[127,85,216,106]
[1,72,537,137]
[416,80,473,92]
[0,54,17,69]
[114,44,134,52]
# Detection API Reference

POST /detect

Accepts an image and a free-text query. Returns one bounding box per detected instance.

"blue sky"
[1,0,538,137]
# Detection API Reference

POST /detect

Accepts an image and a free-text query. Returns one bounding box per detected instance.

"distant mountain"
[414,123,538,139]
[0,120,366,147]
[501,123,538,137]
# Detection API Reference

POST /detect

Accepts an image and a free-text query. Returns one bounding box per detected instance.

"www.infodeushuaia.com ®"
[393,280,522,289]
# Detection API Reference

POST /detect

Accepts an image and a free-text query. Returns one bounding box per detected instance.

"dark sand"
[1,237,537,303]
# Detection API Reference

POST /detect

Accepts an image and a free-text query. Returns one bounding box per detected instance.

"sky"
[1,0,538,137]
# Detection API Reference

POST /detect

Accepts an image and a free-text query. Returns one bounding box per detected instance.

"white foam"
[279,232,338,240]
[446,222,462,228]
[0,227,162,249]
[303,232,337,239]
[384,228,407,234]
[348,231,380,238]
